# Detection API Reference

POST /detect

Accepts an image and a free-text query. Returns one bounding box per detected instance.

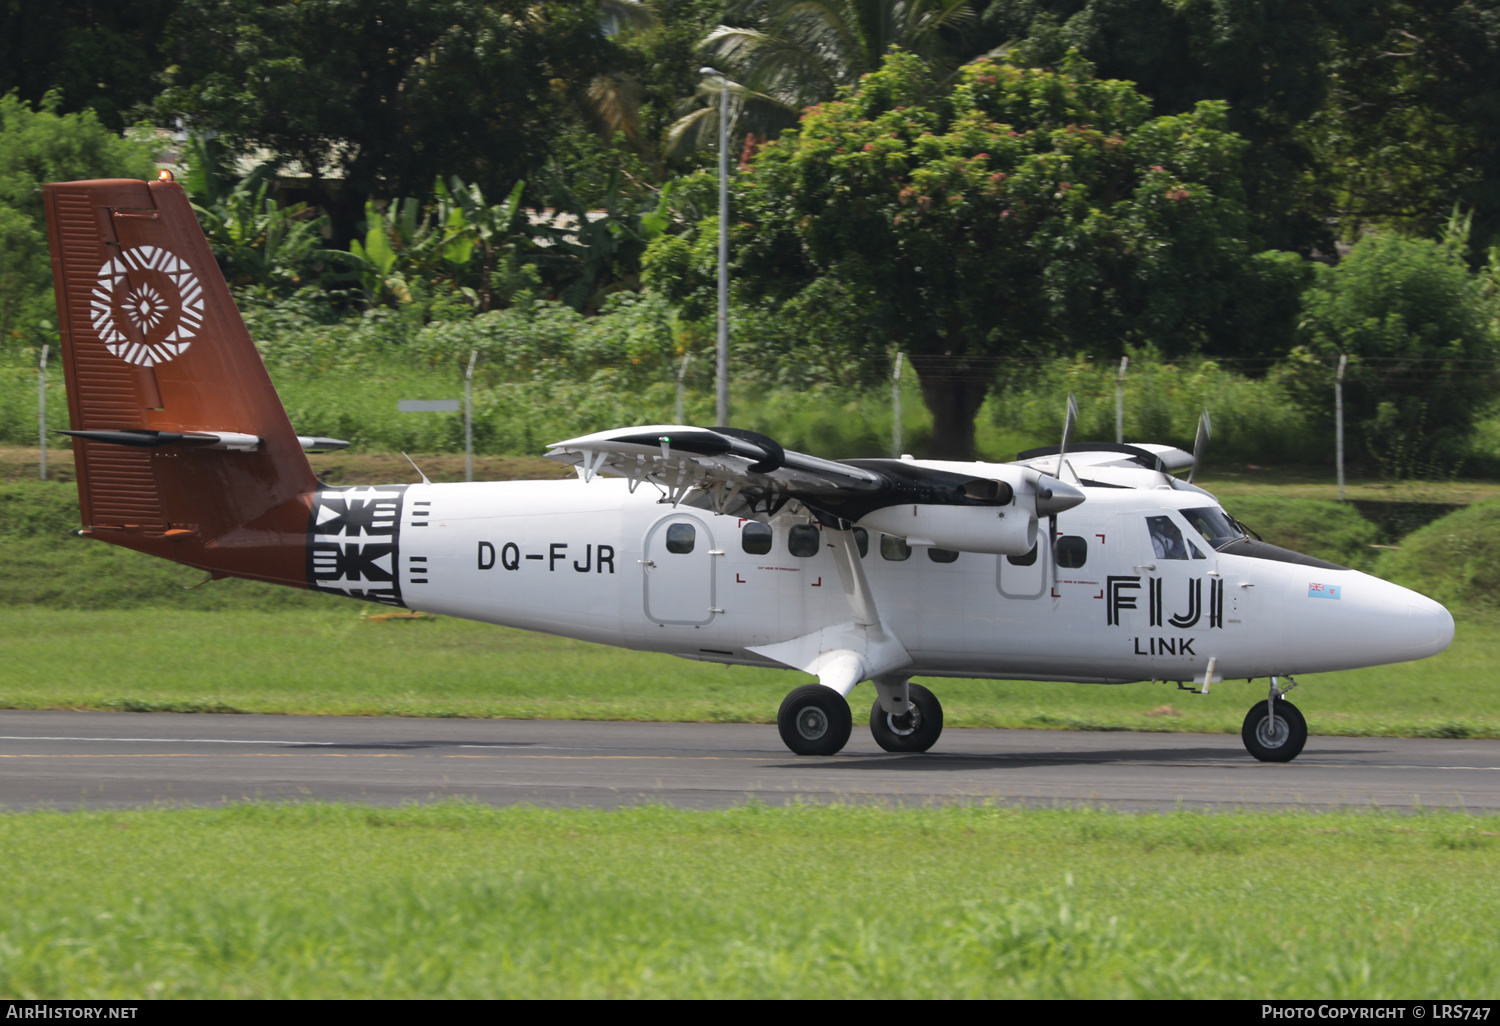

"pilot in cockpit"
[1147,515,1188,560]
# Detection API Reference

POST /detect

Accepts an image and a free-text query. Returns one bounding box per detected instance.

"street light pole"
[701,66,730,427]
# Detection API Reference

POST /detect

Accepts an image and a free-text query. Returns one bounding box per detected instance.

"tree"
[704,50,1283,457]
[1286,222,1500,477]
[1314,0,1500,256]
[975,0,1365,255]
[670,0,975,153]
[0,0,177,130]
[0,93,158,346]
[156,0,619,247]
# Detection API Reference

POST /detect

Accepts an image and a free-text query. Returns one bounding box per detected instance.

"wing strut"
[747,527,911,695]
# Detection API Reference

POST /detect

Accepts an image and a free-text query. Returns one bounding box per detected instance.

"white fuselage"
[328,473,1453,687]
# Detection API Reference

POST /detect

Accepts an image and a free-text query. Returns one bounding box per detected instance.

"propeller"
[1048,393,1079,582]
[1188,408,1211,484]
[1055,392,1078,479]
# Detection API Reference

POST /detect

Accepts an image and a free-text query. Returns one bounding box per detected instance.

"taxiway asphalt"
[1,709,1498,812]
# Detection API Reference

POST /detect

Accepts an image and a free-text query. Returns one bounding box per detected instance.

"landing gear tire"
[778,684,853,756]
[869,683,944,753]
[1241,699,1308,763]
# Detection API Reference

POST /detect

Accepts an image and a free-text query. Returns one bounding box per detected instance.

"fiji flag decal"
[1308,583,1342,600]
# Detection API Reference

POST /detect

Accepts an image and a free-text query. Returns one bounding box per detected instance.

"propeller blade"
[1056,392,1078,478]
[1189,408,1211,483]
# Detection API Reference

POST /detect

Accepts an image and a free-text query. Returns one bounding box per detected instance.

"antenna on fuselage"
[401,452,432,486]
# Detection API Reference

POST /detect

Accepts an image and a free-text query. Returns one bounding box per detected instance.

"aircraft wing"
[545,425,1084,533]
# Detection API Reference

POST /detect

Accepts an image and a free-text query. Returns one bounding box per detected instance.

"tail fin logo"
[90,245,204,367]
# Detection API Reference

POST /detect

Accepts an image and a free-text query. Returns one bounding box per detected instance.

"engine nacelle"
[858,503,1038,555]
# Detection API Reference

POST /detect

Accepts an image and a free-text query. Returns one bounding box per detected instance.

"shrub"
[1376,499,1500,611]
[1284,227,1500,477]
[1217,495,1380,571]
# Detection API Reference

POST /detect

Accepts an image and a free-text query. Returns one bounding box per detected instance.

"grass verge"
[3,606,1498,738]
[1,802,1497,998]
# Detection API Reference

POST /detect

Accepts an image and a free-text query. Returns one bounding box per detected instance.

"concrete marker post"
[892,351,904,457]
[38,343,49,481]
[1115,355,1128,444]
[465,349,478,483]
[1335,353,1348,501]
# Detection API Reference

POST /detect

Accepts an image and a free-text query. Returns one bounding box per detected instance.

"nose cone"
[1403,591,1456,660]
[1283,574,1456,673]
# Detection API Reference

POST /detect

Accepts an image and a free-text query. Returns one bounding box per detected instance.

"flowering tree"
[728,51,1283,456]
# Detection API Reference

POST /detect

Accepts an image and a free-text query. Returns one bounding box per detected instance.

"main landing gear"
[1241,676,1307,762]
[776,681,946,756]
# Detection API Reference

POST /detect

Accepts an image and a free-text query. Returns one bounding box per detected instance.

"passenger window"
[880,534,911,561]
[741,521,772,555]
[928,547,959,563]
[853,527,869,558]
[788,524,821,558]
[1055,536,1087,568]
[1007,544,1038,566]
[665,523,696,554]
[1146,515,1191,560]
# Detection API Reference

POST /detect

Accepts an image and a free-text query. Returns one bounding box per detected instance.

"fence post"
[38,344,49,482]
[892,351,904,457]
[1115,355,1128,444]
[1335,353,1347,501]
[464,350,478,483]
[675,352,692,424]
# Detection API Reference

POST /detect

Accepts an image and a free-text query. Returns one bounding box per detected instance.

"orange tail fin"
[43,176,320,588]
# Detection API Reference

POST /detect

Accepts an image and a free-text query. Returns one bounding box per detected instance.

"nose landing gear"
[1242,676,1307,762]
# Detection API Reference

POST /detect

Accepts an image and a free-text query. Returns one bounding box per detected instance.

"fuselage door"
[1110,510,1223,678]
[643,513,718,626]
[997,538,1048,599]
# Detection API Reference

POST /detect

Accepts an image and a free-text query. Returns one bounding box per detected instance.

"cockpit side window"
[1146,516,1189,560]
[1181,507,1246,552]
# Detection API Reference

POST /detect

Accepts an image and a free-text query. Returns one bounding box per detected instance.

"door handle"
[638,559,656,568]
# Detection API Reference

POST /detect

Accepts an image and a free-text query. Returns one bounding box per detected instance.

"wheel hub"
[796,707,829,740]
[1256,713,1289,749]
[884,707,923,737]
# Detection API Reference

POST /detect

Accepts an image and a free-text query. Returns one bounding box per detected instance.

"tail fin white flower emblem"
[90,245,204,367]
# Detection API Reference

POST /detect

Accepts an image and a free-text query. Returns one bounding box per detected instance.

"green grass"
[1,802,1497,998]
[3,605,1498,737]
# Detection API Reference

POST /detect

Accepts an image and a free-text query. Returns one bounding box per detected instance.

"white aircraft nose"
[1278,574,1456,673]
[1402,591,1456,660]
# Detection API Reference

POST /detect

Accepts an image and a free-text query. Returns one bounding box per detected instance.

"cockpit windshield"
[1181,506,1246,551]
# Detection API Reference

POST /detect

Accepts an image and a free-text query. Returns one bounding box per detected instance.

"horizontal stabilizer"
[58,428,260,451]
[58,429,348,454]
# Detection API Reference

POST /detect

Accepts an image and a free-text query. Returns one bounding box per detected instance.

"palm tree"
[668,0,975,153]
